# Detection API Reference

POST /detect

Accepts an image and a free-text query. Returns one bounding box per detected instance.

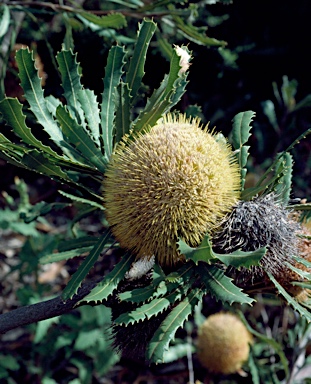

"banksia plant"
[197,312,252,375]
[3,14,311,372]
[104,113,241,266]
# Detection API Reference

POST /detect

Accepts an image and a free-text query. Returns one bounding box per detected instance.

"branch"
[5,1,174,19]
[0,280,98,334]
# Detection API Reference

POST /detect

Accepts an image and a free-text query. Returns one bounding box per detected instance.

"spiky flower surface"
[104,114,241,266]
[213,194,301,282]
[197,312,252,374]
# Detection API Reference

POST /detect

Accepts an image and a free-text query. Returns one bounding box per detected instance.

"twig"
[4,1,175,19]
[0,280,98,334]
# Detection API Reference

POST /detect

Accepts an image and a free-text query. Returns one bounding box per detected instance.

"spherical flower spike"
[197,312,252,375]
[103,113,241,266]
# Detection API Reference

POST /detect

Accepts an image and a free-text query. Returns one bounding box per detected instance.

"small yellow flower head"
[103,114,241,266]
[197,312,252,374]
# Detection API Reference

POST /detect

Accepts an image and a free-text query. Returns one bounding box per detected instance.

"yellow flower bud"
[197,312,252,374]
[103,114,241,266]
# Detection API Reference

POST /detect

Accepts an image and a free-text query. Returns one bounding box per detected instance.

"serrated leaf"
[116,265,196,324]
[40,246,93,264]
[285,261,311,281]
[56,49,84,124]
[62,231,112,300]
[114,289,183,326]
[45,95,62,116]
[241,166,286,201]
[179,234,265,268]
[56,104,106,172]
[126,19,157,100]
[215,247,266,269]
[101,45,126,159]
[115,82,132,144]
[21,150,69,180]
[15,48,73,157]
[147,287,203,363]
[58,190,104,209]
[132,46,191,133]
[231,110,255,190]
[155,263,195,298]
[79,252,135,304]
[254,126,311,194]
[267,272,311,322]
[0,98,53,155]
[77,12,126,29]
[268,152,293,204]
[77,89,101,147]
[178,236,215,264]
[119,264,165,303]
[197,264,254,305]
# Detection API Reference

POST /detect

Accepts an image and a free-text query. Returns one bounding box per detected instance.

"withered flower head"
[103,114,241,266]
[197,312,252,374]
[213,194,301,281]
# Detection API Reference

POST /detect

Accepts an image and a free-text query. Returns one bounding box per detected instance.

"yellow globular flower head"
[103,114,241,266]
[197,312,252,374]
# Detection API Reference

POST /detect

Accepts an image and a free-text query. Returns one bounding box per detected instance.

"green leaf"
[268,152,293,204]
[126,19,157,100]
[77,12,127,29]
[231,110,255,190]
[155,31,174,61]
[115,82,132,144]
[77,89,101,147]
[119,264,166,303]
[114,289,183,326]
[21,150,69,180]
[15,48,72,156]
[79,252,135,304]
[116,264,196,325]
[62,231,112,300]
[58,190,104,209]
[289,203,311,211]
[292,255,311,269]
[45,95,62,116]
[58,236,100,252]
[267,272,311,322]
[101,45,127,159]
[254,126,311,193]
[197,264,254,305]
[179,234,265,268]
[0,5,10,39]
[20,201,69,223]
[147,287,204,363]
[56,104,106,172]
[173,14,227,47]
[0,97,59,157]
[178,236,215,264]
[285,262,311,281]
[132,45,191,133]
[40,246,93,264]
[215,247,266,269]
[56,49,84,124]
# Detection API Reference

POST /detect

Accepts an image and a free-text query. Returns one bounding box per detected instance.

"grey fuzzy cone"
[213,194,301,283]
